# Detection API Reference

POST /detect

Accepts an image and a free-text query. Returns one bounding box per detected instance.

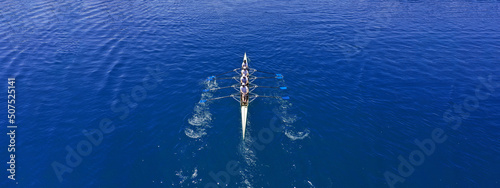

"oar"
[253,95,290,100]
[251,86,287,90]
[199,95,236,103]
[253,76,277,79]
[211,77,238,80]
[254,70,284,79]
[206,69,238,81]
[213,75,278,81]
[202,85,237,92]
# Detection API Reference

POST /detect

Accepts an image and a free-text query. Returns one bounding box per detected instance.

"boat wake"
[239,129,257,188]
[274,100,310,141]
[185,105,211,139]
[184,80,219,139]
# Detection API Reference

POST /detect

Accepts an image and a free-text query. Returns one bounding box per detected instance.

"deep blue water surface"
[1,0,500,187]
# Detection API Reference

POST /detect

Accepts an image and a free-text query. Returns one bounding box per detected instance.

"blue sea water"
[1,0,500,187]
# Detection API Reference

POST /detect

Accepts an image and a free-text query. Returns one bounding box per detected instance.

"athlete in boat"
[240,75,249,86]
[240,84,249,103]
[241,69,249,77]
[242,59,248,69]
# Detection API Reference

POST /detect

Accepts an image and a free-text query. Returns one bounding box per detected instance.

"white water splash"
[239,131,257,188]
[285,129,310,141]
[282,114,297,124]
[191,168,198,179]
[184,80,220,139]
[185,105,211,139]
[307,180,316,188]
[188,106,212,126]
[184,128,207,139]
[175,169,188,184]
[175,168,200,185]
[274,94,312,141]
[274,100,298,124]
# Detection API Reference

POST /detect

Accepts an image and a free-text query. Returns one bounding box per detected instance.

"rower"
[241,69,249,77]
[240,85,249,103]
[242,59,248,69]
[240,75,249,86]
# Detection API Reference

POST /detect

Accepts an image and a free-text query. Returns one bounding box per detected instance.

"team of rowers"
[240,59,250,104]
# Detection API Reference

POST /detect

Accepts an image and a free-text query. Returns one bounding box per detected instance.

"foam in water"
[175,169,188,184]
[190,168,198,179]
[184,80,219,139]
[273,100,310,141]
[175,167,200,186]
[285,129,310,141]
[239,128,257,188]
[184,128,206,139]
[185,105,212,139]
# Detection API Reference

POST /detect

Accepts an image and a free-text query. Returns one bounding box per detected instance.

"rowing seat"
[240,94,249,106]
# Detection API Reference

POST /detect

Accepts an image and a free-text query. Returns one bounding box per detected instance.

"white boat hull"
[241,105,248,139]
[241,52,249,139]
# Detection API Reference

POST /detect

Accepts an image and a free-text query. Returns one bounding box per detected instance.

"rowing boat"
[241,53,249,139]
[200,53,289,139]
